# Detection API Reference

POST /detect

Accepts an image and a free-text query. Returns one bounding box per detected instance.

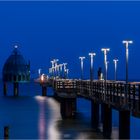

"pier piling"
[91,100,99,129]
[4,126,9,140]
[60,97,76,119]
[42,85,47,96]
[102,103,112,138]
[14,83,19,96]
[119,110,130,139]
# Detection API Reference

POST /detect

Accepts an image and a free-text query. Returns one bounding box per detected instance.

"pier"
[36,77,140,139]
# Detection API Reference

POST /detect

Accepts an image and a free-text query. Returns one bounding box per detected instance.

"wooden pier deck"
[44,78,140,118]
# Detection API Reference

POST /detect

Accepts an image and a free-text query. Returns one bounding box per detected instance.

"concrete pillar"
[91,100,99,129]
[102,103,112,138]
[14,82,19,96]
[60,98,76,119]
[119,110,130,139]
[42,85,47,96]
[3,83,7,96]
[4,126,9,140]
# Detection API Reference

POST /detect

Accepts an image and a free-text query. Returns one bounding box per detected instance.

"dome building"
[2,45,30,96]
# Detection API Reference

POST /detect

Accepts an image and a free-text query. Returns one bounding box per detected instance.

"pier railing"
[52,79,140,112]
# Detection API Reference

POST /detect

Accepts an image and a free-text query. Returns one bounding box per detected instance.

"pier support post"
[42,85,47,96]
[91,100,99,129]
[13,82,19,96]
[102,103,112,138]
[3,83,7,96]
[60,97,76,119]
[119,110,130,139]
[4,126,9,140]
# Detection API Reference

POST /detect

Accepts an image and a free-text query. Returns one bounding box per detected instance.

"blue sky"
[0,1,140,80]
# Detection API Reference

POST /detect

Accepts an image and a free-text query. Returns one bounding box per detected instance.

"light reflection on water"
[0,95,104,139]
[0,95,139,139]
[0,81,139,139]
[35,96,61,140]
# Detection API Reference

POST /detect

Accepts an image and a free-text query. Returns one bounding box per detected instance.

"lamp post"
[63,63,67,78]
[113,59,119,81]
[49,68,52,76]
[59,64,63,78]
[88,53,96,81]
[106,61,109,80]
[66,69,69,78]
[79,56,86,80]
[38,68,42,77]
[56,65,59,78]
[122,40,133,84]
[53,59,59,77]
[50,60,55,77]
[101,48,110,82]
[50,60,55,67]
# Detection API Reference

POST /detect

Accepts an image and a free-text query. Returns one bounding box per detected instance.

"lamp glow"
[122,40,133,83]
[79,56,86,80]
[113,59,118,81]
[88,53,96,81]
[101,48,110,82]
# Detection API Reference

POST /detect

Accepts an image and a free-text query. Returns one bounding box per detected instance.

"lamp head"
[113,59,119,62]
[79,56,86,60]
[122,40,133,44]
[101,48,110,52]
[88,52,96,56]
[14,45,18,49]
[63,63,67,66]
[53,59,59,63]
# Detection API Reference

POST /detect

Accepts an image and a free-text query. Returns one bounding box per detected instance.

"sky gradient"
[0,1,140,80]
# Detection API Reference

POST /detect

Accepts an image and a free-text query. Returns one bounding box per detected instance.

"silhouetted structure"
[2,46,30,96]
[98,67,103,80]
[4,126,9,140]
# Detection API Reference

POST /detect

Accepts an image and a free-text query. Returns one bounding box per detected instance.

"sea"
[0,80,139,139]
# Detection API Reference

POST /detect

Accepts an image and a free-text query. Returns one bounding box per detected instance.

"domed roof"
[2,46,30,83]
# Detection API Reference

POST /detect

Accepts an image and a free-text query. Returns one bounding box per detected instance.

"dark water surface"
[0,82,139,139]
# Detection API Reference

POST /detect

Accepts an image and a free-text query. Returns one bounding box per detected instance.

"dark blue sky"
[0,1,140,80]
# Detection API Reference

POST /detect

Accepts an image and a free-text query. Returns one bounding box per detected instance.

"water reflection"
[35,96,61,140]
[36,96,47,139]
[56,114,103,139]
[36,96,105,140]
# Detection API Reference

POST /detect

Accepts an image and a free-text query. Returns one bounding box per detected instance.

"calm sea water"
[0,81,139,139]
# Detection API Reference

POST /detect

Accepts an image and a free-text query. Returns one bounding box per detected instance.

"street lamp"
[63,63,67,70]
[101,48,110,82]
[63,63,67,78]
[122,40,133,84]
[49,68,52,75]
[88,53,96,81]
[50,60,55,68]
[50,60,55,77]
[38,68,42,77]
[66,69,69,78]
[79,56,86,80]
[56,65,59,77]
[113,59,119,81]
[106,61,109,80]
[53,59,59,77]
[59,64,63,78]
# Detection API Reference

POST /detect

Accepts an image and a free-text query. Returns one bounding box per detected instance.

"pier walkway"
[35,78,140,139]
